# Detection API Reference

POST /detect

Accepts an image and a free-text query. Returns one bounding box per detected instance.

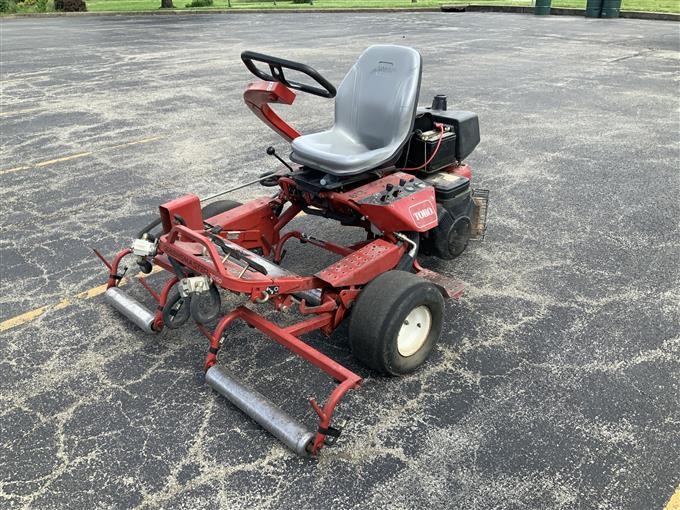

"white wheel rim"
[397,305,432,357]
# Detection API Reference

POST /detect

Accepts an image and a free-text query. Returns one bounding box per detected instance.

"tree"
[161,0,173,7]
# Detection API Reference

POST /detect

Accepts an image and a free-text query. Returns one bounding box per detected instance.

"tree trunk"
[161,0,173,8]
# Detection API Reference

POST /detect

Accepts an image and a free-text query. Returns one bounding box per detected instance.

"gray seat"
[290,45,422,176]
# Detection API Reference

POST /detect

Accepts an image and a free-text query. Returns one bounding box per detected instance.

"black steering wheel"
[241,50,336,99]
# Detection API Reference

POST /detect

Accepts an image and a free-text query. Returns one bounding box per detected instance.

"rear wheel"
[201,199,242,220]
[137,199,242,239]
[349,270,445,375]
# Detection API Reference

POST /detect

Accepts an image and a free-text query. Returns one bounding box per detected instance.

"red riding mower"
[97,45,488,456]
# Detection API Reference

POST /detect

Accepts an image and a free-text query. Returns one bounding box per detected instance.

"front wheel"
[162,287,191,329]
[349,270,445,375]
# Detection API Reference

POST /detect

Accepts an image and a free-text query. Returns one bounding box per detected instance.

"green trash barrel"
[601,0,621,17]
[585,0,602,17]
[534,0,551,15]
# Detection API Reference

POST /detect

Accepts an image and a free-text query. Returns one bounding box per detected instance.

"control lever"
[267,146,294,172]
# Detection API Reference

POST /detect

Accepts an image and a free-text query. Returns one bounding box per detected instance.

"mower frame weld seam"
[283,314,334,336]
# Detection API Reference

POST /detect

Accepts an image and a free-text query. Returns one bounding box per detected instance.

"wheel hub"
[397,305,432,357]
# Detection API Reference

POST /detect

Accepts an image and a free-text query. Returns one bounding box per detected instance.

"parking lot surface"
[1,12,678,510]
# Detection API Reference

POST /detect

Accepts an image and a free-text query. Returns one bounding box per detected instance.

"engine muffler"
[205,365,315,456]
[104,287,156,334]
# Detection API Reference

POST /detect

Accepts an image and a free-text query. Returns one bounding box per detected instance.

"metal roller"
[104,287,156,334]
[205,365,315,457]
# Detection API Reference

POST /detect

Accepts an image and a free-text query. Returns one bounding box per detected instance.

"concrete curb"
[444,5,586,16]
[442,3,679,21]
[2,4,677,21]
[618,9,680,20]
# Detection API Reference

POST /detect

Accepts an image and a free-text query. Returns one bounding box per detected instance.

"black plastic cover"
[421,171,470,201]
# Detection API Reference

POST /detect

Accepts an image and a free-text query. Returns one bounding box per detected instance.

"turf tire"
[349,270,445,375]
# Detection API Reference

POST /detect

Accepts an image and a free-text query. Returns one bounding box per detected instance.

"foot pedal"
[416,268,466,299]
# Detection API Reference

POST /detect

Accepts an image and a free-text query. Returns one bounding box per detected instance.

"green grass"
[84,0,679,13]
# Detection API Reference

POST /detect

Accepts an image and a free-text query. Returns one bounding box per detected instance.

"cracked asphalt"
[1,11,679,510]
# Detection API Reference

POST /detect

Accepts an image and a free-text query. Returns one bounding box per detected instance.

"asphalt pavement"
[1,11,678,510]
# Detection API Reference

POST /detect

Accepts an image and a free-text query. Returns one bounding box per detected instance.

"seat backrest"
[334,45,422,151]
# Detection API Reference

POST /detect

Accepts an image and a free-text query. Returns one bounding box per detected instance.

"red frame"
[243,81,301,142]
[100,79,470,455]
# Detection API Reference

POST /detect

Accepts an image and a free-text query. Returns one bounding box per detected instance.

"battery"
[398,127,457,173]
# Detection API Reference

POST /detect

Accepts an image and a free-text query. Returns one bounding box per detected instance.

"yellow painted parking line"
[666,486,680,510]
[34,151,92,168]
[0,136,163,175]
[107,135,163,150]
[0,165,31,175]
[74,283,112,300]
[0,266,163,333]
[0,305,53,333]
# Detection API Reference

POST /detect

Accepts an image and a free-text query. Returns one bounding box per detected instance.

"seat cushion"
[290,129,395,174]
[289,45,422,176]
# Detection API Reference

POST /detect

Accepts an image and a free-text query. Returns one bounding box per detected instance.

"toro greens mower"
[97,45,488,456]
